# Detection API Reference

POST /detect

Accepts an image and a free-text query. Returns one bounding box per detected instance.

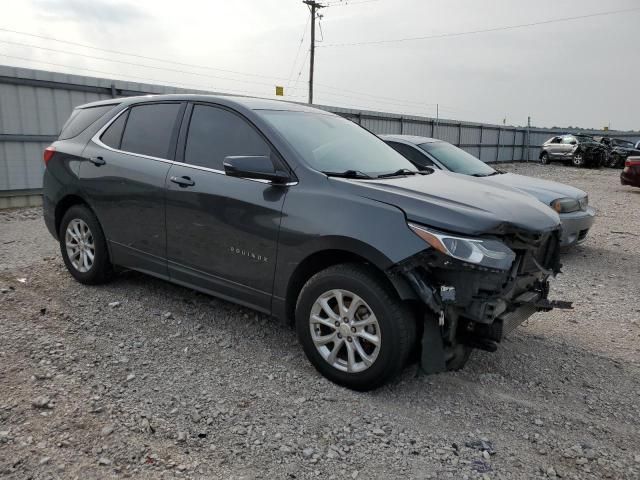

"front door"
[81,102,185,277]
[164,103,288,312]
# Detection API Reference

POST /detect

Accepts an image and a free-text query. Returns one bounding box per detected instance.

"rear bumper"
[559,207,595,247]
[42,189,58,240]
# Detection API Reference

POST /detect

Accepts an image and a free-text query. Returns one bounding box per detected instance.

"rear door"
[164,103,288,312]
[81,102,185,277]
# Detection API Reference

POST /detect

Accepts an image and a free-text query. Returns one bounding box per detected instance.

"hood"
[330,170,561,237]
[482,172,586,205]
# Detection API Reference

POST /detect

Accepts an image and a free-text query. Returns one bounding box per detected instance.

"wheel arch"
[54,194,96,237]
[282,247,417,325]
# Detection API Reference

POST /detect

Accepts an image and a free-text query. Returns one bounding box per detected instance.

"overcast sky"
[1,0,638,130]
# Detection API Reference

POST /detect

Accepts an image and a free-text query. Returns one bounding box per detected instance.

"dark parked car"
[43,95,564,390]
[599,137,640,168]
[381,135,595,248]
[539,134,607,167]
[621,156,640,188]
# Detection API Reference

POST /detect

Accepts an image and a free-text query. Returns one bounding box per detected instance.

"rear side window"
[59,105,114,140]
[100,111,128,149]
[184,105,270,170]
[120,103,182,159]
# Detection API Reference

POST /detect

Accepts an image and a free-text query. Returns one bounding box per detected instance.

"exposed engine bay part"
[389,228,569,374]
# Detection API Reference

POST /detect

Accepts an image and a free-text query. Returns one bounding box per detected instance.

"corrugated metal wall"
[1,64,638,199]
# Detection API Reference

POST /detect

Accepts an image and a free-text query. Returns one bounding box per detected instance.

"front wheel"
[295,264,414,391]
[59,205,113,284]
[540,152,550,165]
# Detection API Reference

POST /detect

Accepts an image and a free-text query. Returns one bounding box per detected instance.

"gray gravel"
[1,163,639,479]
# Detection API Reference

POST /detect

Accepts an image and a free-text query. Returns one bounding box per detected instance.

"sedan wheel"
[309,289,381,373]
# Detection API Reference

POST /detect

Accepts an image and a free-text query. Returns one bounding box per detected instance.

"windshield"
[575,135,596,143]
[418,142,496,176]
[257,110,417,176]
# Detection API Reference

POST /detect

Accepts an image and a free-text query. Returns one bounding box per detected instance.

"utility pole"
[303,1,325,104]
[526,116,531,162]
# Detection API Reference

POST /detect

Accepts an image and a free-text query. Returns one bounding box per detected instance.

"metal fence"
[1,65,638,207]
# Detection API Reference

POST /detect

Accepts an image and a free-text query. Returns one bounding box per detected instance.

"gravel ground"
[1,163,639,479]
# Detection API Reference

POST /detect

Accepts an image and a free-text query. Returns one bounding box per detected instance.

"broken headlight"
[550,197,580,213]
[408,223,516,271]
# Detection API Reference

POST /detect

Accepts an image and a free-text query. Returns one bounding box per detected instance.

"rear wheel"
[295,264,414,391]
[540,152,550,165]
[572,154,584,167]
[59,205,113,284]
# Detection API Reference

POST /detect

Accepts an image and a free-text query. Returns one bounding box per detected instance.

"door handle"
[88,156,105,166]
[170,176,195,187]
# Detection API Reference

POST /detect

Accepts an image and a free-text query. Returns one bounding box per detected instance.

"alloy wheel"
[65,219,95,273]
[309,289,381,373]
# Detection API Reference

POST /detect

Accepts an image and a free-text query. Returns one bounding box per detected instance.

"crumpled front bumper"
[389,229,567,367]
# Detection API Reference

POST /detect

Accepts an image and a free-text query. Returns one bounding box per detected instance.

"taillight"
[625,157,640,167]
[43,146,56,167]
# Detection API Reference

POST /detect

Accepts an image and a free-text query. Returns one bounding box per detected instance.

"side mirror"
[223,155,291,184]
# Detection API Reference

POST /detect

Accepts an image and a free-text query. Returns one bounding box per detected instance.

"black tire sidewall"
[541,153,549,165]
[295,265,410,391]
[59,205,111,284]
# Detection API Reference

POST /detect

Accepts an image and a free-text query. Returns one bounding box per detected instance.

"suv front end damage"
[390,225,570,373]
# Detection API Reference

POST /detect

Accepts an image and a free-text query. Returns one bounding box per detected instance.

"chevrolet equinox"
[43,95,564,391]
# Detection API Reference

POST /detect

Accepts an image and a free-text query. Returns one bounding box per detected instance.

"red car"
[621,156,640,188]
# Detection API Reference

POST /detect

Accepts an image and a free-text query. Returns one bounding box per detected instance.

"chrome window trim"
[91,107,298,186]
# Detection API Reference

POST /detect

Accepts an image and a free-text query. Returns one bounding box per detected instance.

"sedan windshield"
[418,142,496,176]
[258,110,417,176]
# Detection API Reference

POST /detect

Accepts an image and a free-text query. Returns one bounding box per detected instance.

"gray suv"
[43,94,564,390]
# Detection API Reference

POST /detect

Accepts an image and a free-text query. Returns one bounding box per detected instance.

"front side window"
[184,105,270,170]
[418,142,495,176]
[549,137,561,144]
[258,110,416,176]
[120,103,182,159]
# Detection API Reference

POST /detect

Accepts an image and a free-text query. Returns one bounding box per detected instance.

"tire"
[571,154,584,168]
[59,204,113,285]
[295,263,414,391]
[540,152,550,165]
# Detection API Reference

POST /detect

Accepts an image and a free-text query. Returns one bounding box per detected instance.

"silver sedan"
[381,135,595,248]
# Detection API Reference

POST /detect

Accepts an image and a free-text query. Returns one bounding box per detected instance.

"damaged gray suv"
[43,95,565,391]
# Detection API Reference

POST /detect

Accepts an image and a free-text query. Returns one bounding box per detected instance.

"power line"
[0,26,290,82]
[319,6,640,47]
[286,16,310,89]
[325,0,381,7]
[0,52,308,100]
[0,39,281,89]
[0,37,452,113]
[0,25,440,112]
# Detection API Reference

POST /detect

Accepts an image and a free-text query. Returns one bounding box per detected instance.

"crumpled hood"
[482,172,587,205]
[330,170,561,236]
